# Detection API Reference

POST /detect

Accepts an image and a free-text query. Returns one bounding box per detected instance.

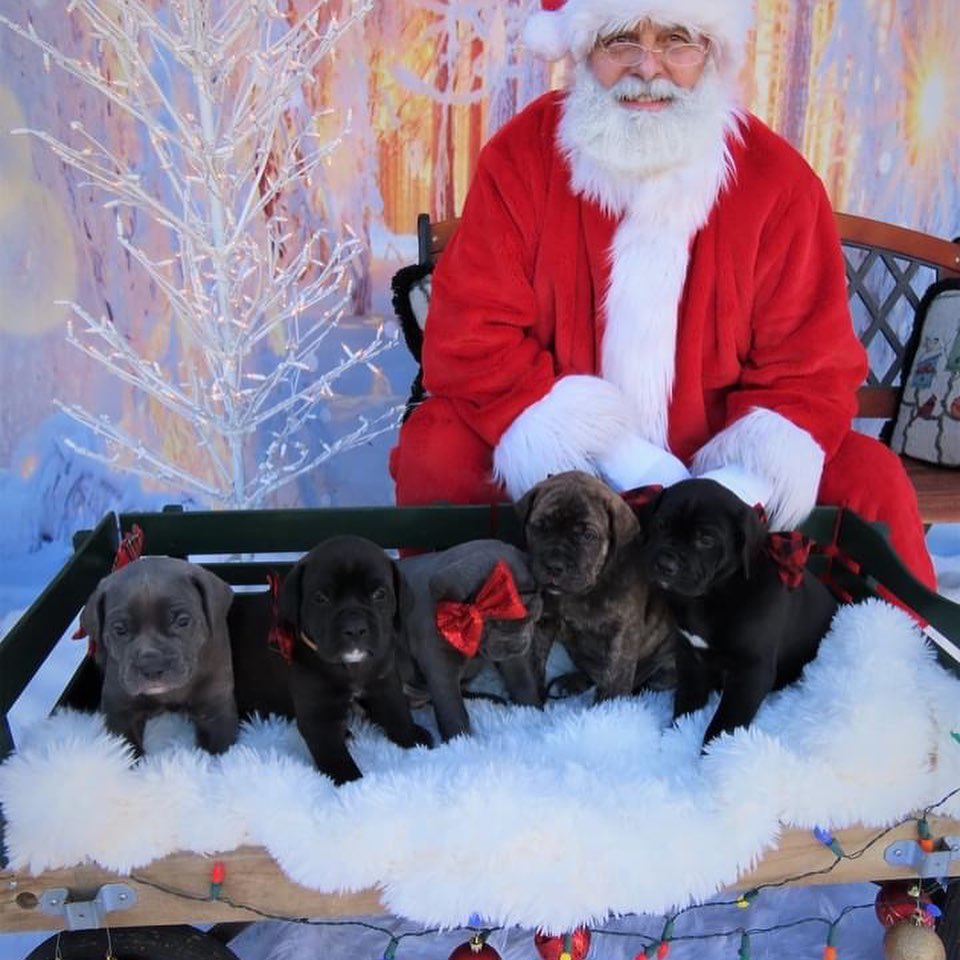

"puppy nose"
[340,619,370,643]
[136,650,170,679]
[654,552,680,578]
[541,554,566,578]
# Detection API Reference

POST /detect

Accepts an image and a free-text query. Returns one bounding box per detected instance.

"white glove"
[596,433,691,492]
[697,464,773,510]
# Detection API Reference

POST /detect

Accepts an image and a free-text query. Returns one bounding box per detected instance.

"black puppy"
[638,478,837,748]
[278,535,432,784]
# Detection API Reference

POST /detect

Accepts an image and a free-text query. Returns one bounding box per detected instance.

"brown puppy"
[278,535,432,784]
[516,470,676,702]
[399,539,545,741]
[80,557,238,756]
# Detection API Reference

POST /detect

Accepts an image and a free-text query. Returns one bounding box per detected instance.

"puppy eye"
[110,621,129,637]
[371,586,388,602]
[312,592,330,606]
[694,530,718,548]
[173,612,192,629]
[576,526,599,542]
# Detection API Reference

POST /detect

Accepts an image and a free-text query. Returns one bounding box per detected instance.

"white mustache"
[609,77,691,103]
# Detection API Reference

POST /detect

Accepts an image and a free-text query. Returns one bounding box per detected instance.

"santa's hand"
[696,464,773,511]
[596,433,690,492]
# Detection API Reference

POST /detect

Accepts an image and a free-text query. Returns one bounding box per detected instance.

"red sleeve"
[725,173,867,459]
[421,98,562,448]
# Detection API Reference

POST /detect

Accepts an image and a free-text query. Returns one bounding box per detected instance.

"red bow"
[753,505,811,590]
[435,560,528,658]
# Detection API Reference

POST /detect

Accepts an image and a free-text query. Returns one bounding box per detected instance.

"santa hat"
[522,0,753,76]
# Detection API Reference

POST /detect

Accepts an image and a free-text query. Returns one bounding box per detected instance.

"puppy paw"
[547,670,593,699]
[413,724,434,748]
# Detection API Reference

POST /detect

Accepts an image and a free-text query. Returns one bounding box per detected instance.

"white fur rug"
[3,599,960,932]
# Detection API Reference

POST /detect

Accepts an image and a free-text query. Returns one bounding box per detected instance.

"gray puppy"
[517,470,676,702]
[80,556,238,756]
[399,540,545,741]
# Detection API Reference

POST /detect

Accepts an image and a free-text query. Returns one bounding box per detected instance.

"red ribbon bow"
[73,523,145,653]
[754,505,811,590]
[435,560,528,658]
[266,571,295,663]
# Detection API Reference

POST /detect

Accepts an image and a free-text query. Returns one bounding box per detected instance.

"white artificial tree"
[0,0,401,509]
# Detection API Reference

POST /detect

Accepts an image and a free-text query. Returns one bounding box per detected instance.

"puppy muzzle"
[121,648,191,696]
[328,608,383,665]
[531,549,596,596]
[646,546,704,597]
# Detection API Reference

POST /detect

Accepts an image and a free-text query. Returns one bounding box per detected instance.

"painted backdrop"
[0,0,956,513]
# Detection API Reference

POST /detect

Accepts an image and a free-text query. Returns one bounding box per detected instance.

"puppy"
[516,470,676,702]
[278,535,432,784]
[399,540,545,741]
[638,478,838,747]
[79,556,238,756]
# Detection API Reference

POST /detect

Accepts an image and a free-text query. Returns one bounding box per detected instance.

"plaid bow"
[755,505,812,590]
[435,560,528,658]
[620,483,664,512]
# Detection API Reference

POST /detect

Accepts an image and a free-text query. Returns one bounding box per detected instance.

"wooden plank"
[1,847,385,932]
[902,457,960,526]
[3,818,958,933]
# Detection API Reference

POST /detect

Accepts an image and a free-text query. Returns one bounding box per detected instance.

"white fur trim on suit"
[690,408,826,531]
[493,374,634,499]
[523,0,754,77]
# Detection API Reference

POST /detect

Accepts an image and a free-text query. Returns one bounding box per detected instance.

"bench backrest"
[414,211,960,422]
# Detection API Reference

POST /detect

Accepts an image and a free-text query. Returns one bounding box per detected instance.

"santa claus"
[389,0,935,588]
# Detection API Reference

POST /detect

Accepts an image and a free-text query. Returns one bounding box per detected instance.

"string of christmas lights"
[118,791,959,960]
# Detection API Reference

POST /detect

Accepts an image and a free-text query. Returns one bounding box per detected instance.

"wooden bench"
[413,211,960,525]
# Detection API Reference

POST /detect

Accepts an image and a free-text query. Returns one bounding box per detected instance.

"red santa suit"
[390,1,935,590]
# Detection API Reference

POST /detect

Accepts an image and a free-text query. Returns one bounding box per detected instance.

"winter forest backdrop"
[0,0,957,601]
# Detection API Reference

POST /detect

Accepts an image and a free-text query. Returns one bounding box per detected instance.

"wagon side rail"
[0,513,119,764]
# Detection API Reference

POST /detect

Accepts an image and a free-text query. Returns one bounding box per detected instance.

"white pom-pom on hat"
[521,0,754,77]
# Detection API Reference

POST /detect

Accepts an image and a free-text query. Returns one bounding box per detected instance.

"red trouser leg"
[818,431,936,590]
[390,397,504,506]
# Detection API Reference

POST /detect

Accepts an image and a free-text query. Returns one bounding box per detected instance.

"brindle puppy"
[516,471,676,702]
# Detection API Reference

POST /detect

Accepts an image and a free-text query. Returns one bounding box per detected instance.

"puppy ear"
[189,566,234,637]
[739,504,768,579]
[79,582,107,668]
[605,489,640,553]
[277,560,306,632]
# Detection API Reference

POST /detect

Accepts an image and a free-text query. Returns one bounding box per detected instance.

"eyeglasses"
[595,37,709,68]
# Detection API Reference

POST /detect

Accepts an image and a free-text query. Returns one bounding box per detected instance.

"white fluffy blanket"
[3,599,960,932]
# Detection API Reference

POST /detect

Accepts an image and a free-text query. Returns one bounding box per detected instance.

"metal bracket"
[39,883,137,930]
[884,837,960,877]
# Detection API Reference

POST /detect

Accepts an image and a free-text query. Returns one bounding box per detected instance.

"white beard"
[558,60,740,219]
